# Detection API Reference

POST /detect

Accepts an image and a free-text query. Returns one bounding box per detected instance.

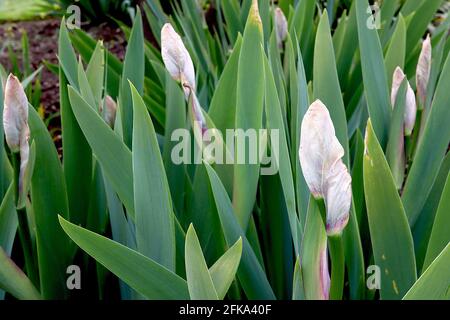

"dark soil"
[0,18,127,151]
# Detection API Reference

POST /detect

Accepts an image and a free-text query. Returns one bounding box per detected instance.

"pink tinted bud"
[3,74,29,153]
[161,23,196,93]
[274,7,288,48]
[391,67,417,136]
[416,34,432,107]
[299,100,352,235]
[103,95,117,128]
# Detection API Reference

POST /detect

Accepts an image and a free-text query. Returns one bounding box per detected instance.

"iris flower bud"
[299,100,352,236]
[416,34,432,108]
[391,67,417,136]
[161,23,196,95]
[3,74,31,198]
[102,95,117,128]
[274,7,288,48]
[3,74,29,153]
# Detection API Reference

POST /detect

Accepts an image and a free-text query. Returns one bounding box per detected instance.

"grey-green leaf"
[59,216,189,300]
[403,243,450,300]
[209,237,243,300]
[0,248,41,300]
[205,163,275,300]
[131,83,175,271]
[356,0,391,148]
[363,120,417,300]
[185,225,219,300]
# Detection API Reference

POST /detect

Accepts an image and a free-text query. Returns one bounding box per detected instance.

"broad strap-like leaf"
[363,120,417,299]
[292,256,305,300]
[301,197,328,300]
[0,184,17,254]
[233,0,264,230]
[402,52,450,225]
[262,49,302,255]
[208,36,242,134]
[220,0,242,44]
[356,0,391,148]
[205,163,275,299]
[0,182,18,304]
[58,18,79,89]
[29,107,73,299]
[162,74,186,216]
[70,28,121,97]
[185,225,219,300]
[59,24,92,227]
[0,248,41,300]
[403,243,450,300]
[413,153,450,271]
[86,41,105,108]
[209,237,243,300]
[313,11,349,164]
[119,8,144,147]
[422,172,450,270]
[68,86,135,216]
[68,86,188,272]
[59,216,189,300]
[335,1,358,89]
[384,15,406,89]
[405,0,443,55]
[131,83,175,271]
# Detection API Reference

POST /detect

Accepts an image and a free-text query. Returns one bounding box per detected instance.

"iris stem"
[12,153,38,287]
[406,108,423,161]
[316,198,326,224]
[315,198,345,300]
[328,234,344,300]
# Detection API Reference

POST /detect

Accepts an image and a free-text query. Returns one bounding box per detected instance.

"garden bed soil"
[0,18,126,152]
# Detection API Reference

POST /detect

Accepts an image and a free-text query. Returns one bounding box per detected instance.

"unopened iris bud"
[102,95,117,128]
[3,74,31,200]
[324,160,352,236]
[3,74,29,153]
[299,100,352,236]
[274,7,288,48]
[161,23,196,95]
[416,34,432,108]
[391,67,417,136]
